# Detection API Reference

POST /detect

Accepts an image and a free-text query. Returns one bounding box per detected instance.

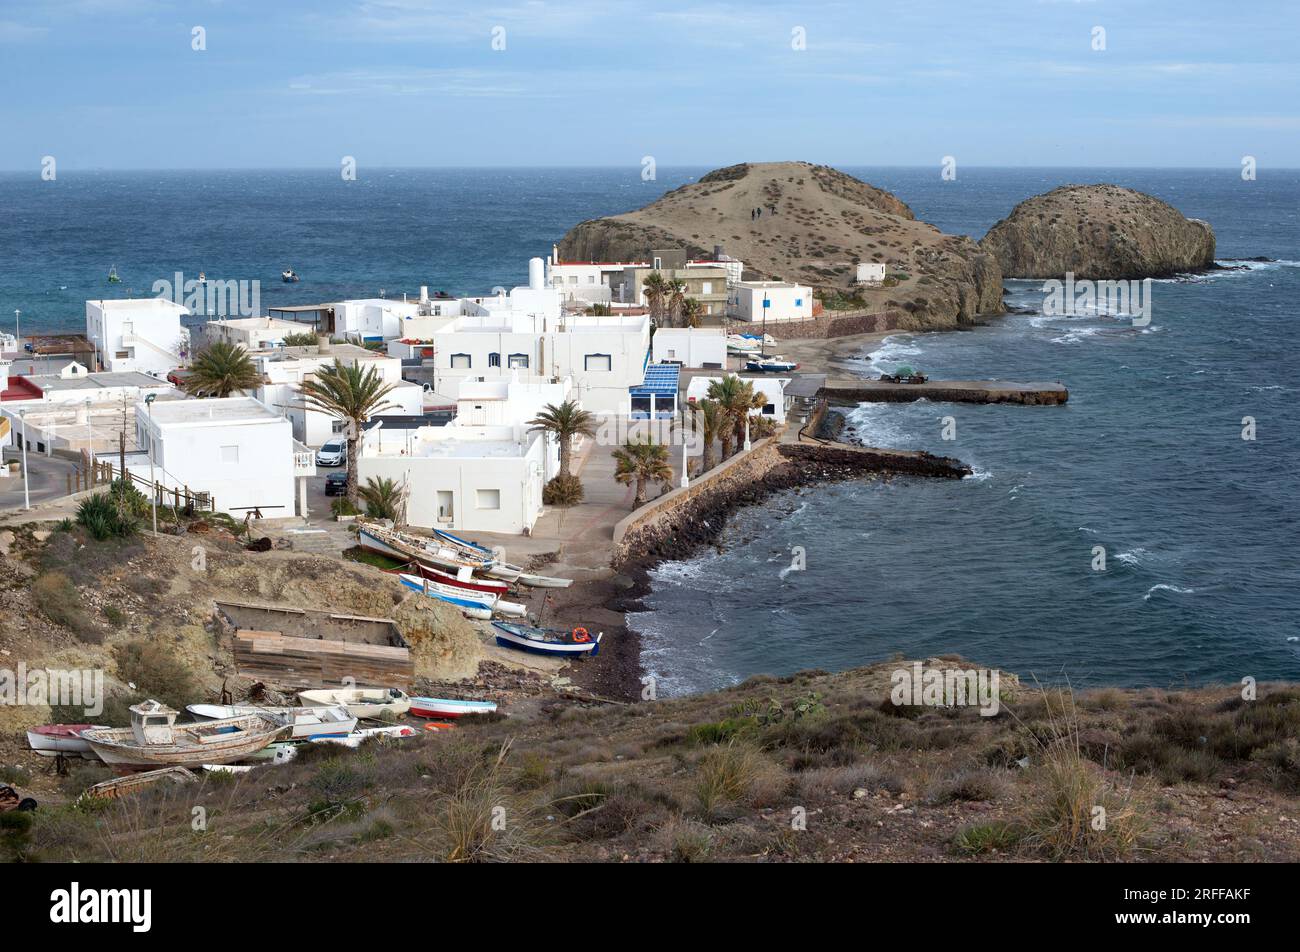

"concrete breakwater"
[612,439,969,570]
[821,379,1069,406]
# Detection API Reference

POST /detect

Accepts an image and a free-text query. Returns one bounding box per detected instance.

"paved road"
[0,451,79,513]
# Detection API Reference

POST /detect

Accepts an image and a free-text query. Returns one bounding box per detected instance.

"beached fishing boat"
[491,621,602,657]
[398,573,528,619]
[745,355,799,373]
[429,527,573,588]
[358,522,508,577]
[409,697,498,719]
[80,701,288,769]
[298,687,411,719]
[26,724,95,759]
[186,703,357,741]
[394,561,511,597]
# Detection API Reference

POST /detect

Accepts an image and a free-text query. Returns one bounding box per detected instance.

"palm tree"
[182,341,263,398]
[687,398,724,474]
[642,271,671,326]
[681,297,704,328]
[299,359,398,502]
[667,279,687,328]
[707,374,766,459]
[612,436,674,508]
[528,399,595,482]
[281,331,319,347]
[358,476,406,522]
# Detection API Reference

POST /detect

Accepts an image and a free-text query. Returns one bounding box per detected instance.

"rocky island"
[980,183,1216,279]
[558,161,1004,331]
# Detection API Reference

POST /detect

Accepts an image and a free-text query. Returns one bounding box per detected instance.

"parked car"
[324,472,348,496]
[316,439,347,467]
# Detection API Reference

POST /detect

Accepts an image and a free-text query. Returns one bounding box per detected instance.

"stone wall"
[766,308,905,340]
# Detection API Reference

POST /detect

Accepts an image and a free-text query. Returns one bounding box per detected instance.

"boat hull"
[26,725,95,758]
[298,688,411,720]
[186,704,357,741]
[397,563,511,596]
[491,622,601,657]
[409,698,498,719]
[359,525,502,576]
[398,574,527,618]
[81,715,288,768]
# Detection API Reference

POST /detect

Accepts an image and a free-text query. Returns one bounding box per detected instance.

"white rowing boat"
[186,703,357,741]
[298,687,411,719]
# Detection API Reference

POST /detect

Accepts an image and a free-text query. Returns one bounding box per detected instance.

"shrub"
[930,768,1009,804]
[32,572,101,642]
[953,821,1022,856]
[694,743,782,817]
[331,497,361,517]
[542,475,584,506]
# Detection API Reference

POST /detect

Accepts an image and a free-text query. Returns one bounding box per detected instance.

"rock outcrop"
[980,184,1216,280]
[557,161,1003,331]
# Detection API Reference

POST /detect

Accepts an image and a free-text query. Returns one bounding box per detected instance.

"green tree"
[667,279,687,328]
[299,360,398,502]
[281,331,320,347]
[358,476,406,522]
[687,398,724,474]
[706,374,766,459]
[642,271,671,326]
[681,297,704,328]
[528,400,595,482]
[612,436,674,508]
[182,341,263,398]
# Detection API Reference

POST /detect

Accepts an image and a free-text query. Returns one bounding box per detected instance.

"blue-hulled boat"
[491,621,601,657]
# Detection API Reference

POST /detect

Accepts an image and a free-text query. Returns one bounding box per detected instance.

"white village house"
[357,377,570,536]
[86,298,191,376]
[686,375,790,421]
[253,340,424,447]
[131,396,315,518]
[651,327,726,369]
[204,316,316,351]
[728,281,813,323]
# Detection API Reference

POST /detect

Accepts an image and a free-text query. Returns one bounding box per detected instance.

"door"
[437,491,454,524]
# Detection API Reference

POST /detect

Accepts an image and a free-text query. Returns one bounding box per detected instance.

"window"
[702,281,713,294]
[653,257,662,269]
[507,353,529,369]
[568,276,578,285]
[220,445,240,464]
[584,353,612,372]
[450,353,471,369]
[587,275,596,284]
[476,489,501,510]
[763,404,776,415]
[488,352,501,368]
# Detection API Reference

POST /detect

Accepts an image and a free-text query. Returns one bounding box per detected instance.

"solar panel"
[630,363,679,397]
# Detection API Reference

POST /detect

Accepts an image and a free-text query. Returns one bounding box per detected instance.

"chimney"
[420,285,429,303]
[317,335,331,355]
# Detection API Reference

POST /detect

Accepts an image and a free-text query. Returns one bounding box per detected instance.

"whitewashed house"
[728,281,813,323]
[686,375,789,421]
[856,262,887,285]
[427,259,650,415]
[132,396,314,518]
[86,298,191,376]
[330,298,423,343]
[651,327,726,369]
[253,341,424,447]
[204,316,315,351]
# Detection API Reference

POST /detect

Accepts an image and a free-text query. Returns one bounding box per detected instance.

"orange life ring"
[571,627,591,643]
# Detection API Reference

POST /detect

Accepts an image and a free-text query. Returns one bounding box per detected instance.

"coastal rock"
[557,161,1003,331]
[980,184,1216,279]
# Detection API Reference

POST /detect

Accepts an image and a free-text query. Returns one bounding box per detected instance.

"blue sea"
[3,166,1298,693]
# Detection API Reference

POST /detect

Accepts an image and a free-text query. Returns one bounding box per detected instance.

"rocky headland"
[980,183,1216,280]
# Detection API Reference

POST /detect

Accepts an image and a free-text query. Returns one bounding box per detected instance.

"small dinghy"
[491,621,602,657]
[107,264,122,284]
[398,572,528,619]
[80,701,288,769]
[26,724,95,759]
[298,687,411,720]
[282,268,300,283]
[186,703,357,741]
[409,697,498,719]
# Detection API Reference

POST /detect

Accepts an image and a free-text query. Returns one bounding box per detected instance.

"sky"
[1,0,1298,170]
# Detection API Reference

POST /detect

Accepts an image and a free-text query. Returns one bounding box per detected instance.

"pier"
[819,377,1069,406]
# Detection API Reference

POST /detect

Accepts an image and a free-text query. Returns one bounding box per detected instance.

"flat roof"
[260,343,387,362]
[145,396,283,426]
[36,371,171,392]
